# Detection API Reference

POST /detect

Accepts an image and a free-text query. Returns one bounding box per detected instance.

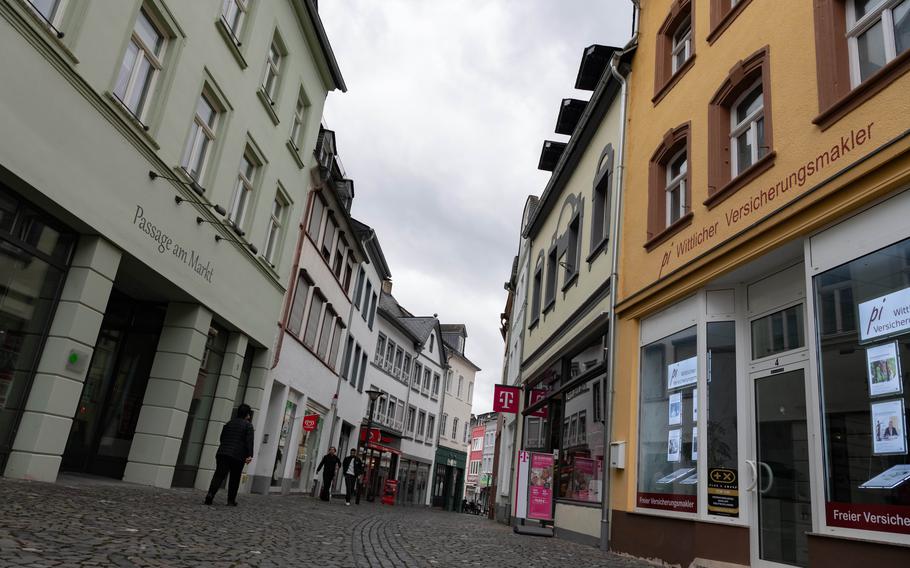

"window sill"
[543,298,556,315]
[215,18,247,69]
[561,271,579,293]
[102,92,161,151]
[644,212,694,252]
[10,0,79,65]
[257,255,280,280]
[286,139,305,169]
[813,49,910,132]
[529,316,540,330]
[256,88,280,126]
[703,150,776,209]
[652,54,696,105]
[706,0,754,45]
[587,237,609,263]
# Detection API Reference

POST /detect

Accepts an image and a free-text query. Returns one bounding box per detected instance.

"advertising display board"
[527,452,554,521]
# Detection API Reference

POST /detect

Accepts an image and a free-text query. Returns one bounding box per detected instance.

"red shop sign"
[359,427,382,443]
[493,385,520,414]
[302,414,319,432]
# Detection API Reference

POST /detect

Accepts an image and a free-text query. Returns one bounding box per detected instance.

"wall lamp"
[174,195,226,216]
[195,216,245,238]
[195,217,258,254]
[214,233,258,255]
[148,170,205,197]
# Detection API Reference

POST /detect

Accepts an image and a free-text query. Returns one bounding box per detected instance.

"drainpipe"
[601,0,638,553]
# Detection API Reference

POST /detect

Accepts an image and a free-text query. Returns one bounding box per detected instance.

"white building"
[0,0,343,490]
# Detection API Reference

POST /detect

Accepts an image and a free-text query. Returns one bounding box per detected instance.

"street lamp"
[363,388,384,501]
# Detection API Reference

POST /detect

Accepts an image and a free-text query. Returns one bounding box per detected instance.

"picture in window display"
[557,374,604,503]
[816,236,910,534]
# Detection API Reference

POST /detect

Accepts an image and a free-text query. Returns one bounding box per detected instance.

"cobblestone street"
[0,477,653,568]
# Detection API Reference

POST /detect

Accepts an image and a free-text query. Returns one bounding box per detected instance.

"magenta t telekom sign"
[493,385,519,413]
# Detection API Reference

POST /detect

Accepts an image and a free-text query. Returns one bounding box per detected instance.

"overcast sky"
[319,1,633,413]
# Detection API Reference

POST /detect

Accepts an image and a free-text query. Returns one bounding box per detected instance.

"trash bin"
[381,479,398,505]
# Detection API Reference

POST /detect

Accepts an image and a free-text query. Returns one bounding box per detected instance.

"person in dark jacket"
[315,447,341,501]
[341,449,365,506]
[204,404,254,506]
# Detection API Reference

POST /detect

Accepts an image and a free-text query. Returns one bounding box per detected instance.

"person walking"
[341,449,364,506]
[204,404,254,506]
[315,446,341,501]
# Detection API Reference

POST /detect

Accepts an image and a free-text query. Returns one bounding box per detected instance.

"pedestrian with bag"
[204,404,254,506]
[341,448,364,506]
[315,446,341,501]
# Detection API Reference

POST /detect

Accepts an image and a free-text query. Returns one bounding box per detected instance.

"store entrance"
[62,291,164,478]
[748,361,813,568]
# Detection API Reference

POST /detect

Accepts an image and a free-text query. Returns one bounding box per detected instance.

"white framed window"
[457,375,464,398]
[665,149,687,226]
[262,40,281,102]
[427,415,435,440]
[221,0,249,40]
[263,192,288,265]
[113,8,166,121]
[27,0,66,27]
[452,417,459,439]
[729,81,765,177]
[441,413,448,437]
[228,151,257,230]
[467,382,473,401]
[289,93,308,150]
[846,0,910,86]
[671,15,692,73]
[181,93,219,182]
[417,411,426,439]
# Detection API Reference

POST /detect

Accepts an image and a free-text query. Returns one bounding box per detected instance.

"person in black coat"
[341,449,365,506]
[205,404,255,506]
[315,447,341,501]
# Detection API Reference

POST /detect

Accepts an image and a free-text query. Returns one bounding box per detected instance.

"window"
[358,352,367,391]
[221,0,248,39]
[646,123,691,249]
[353,267,366,309]
[708,0,754,44]
[387,398,396,423]
[751,304,805,359]
[342,337,354,382]
[287,272,310,336]
[531,255,543,324]
[665,150,687,226]
[227,150,258,230]
[432,373,440,398]
[445,372,452,393]
[654,1,695,103]
[402,354,412,382]
[328,320,344,369]
[368,293,378,329]
[114,8,165,121]
[545,247,557,309]
[812,0,910,129]
[406,406,416,433]
[263,192,287,265]
[321,216,337,260]
[729,82,766,178]
[467,382,473,402]
[343,252,355,292]
[427,415,436,440]
[361,281,372,321]
[385,340,396,368]
[590,145,613,251]
[417,411,426,438]
[706,47,773,208]
[814,237,910,532]
[332,236,347,278]
[317,306,335,359]
[706,321,738,510]
[818,266,858,336]
[457,375,464,398]
[564,216,580,282]
[28,0,66,26]
[289,92,308,150]
[182,92,219,183]
[349,345,361,385]
[307,194,325,240]
[452,417,459,439]
[303,292,325,349]
[430,334,435,352]
[261,40,281,102]
[638,326,698,513]
[413,363,422,390]
[463,424,469,444]
[375,333,386,362]
[441,414,448,437]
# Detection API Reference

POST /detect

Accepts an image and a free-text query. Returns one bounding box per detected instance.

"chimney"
[382,279,393,295]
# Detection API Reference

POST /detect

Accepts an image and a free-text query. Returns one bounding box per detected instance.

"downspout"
[601,0,638,552]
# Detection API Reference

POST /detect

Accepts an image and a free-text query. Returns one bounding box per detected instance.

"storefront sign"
[527,452,554,520]
[359,427,382,443]
[529,389,548,418]
[707,468,739,517]
[132,205,215,283]
[858,286,910,343]
[493,385,520,413]
[826,502,910,535]
[302,414,319,432]
[636,492,696,513]
[667,356,697,390]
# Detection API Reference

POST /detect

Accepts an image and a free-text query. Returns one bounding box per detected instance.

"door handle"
[745,460,758,492]
[759,461,774,495]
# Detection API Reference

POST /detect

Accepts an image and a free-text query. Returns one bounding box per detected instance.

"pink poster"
[527,452,554,520]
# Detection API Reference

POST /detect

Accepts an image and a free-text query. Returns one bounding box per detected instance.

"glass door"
[749,365,813,567]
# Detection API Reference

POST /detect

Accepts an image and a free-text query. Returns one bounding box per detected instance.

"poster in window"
[527,452,554,520]
[691,426,698,461]
[871,399,907,455]
[692,388,698,421]
[668,392,682,426]
[667,356,698,390]
[865,342,902,397]
[667,428,681,462]
[569,457,598,502]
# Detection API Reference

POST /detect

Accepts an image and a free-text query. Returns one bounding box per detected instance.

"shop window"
[818,266,857,336]
[706,321,739,517]
[646,123,692,250]
[569,339,606,379]
[557,374,605,503]
[813,0,910,129]
[815,237,910,534]
[707,0,754,44]
[637,326,698,513]
[750,304,805,360]
[705,47,774,209]
[654,0,695,103]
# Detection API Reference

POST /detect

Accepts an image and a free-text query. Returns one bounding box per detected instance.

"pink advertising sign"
[527,452,554,521]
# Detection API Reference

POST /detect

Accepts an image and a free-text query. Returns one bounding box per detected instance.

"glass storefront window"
[557,374,604,503]
[638,326,698,513]
[751,304,805,359]
[706,321,738,517]
[815,237,910,535]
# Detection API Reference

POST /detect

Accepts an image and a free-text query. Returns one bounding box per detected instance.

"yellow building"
[610,0,910,566]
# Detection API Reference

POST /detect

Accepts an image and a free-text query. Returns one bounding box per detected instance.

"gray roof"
[398,317,437,344]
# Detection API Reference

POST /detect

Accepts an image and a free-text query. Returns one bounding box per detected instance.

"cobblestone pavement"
[0,476,654,568]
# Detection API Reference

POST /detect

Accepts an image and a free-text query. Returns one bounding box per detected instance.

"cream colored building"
[0,0,343,492]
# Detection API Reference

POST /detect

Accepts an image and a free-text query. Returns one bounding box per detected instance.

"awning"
[366,442,401,455]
